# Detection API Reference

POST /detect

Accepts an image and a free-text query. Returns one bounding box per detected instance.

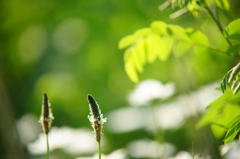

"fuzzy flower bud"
[40,93,54,134]
[87,94,107,141]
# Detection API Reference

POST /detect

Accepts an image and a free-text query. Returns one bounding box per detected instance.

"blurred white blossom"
[127,139,175,158]
[76,149,127,159]
[28,127,97,155]
[128,79,175,106]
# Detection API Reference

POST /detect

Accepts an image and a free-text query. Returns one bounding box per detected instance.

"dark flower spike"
[87,94,107,141]
[40,93,54,134]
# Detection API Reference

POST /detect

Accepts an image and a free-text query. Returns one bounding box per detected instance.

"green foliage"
[221,62,240,95]
[119,0,240,144]
[224,115,240,144]
[118,21,208,82]
[159,0,230,19]
[224,19,240,40]
[197,89,240,141]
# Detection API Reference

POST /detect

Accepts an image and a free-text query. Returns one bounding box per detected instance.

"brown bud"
[87,94,106,141]
[40,93,54,134]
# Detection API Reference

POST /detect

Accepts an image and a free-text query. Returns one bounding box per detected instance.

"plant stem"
[204,3,232,47]
[97,141,101,159]
[46,133,50,159]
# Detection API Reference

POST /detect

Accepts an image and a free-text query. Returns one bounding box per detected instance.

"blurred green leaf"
[220,70,231,93]
[186,28,208,46]
[197,88,240,129]
[159,36,174,61]
[118,35,134,49]
[124,52,139,83]
[124,47,132,62]
[150,21,168,35]
[133,28,152,39]
[168,25,189,41]
[214,0,230,10]
[224,18,240,40]
[145,33,161,63]
[135,38,146,65]
[233,83,240,95]
[226,115,240,128]
[132,47,144,73]
[226,43,240,56]
[224,121,240,144]
[174,41,192,57]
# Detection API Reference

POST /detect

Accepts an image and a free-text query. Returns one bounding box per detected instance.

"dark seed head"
[40,93,54,134]
[87,94,106,141]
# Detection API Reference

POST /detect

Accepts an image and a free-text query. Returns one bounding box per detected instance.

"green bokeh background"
[0,0,239,159]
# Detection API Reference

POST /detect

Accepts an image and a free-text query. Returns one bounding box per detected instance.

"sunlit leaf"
[214,0,230,10]
[228,62,240,83]
[168,25,189,41]
[145,33,161,63]
[197,88,240,129]
[133,28,152,39]
[224,19,240,40]
[174,41,192,57]
[196,107,219,129]
[150,21,168,35]
[118,35,134,49]
[132,47,144,73]
[233,83,240,95]
[211,104,240,139]
[135,38,146,65]
[124,59,139,83]
[159,36,174,61]
[224,121,240,144]
[221,70,231,93]
[231,79,240,90]
[124,48,132,62]
[186,28,208,46]
[226,115,240,128]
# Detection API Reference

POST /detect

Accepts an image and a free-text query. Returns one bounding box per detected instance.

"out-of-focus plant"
[118,0,239,147]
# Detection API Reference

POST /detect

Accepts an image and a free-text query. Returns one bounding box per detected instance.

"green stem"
[204,3,232,47]
[46,133,50,159]
[97,141,101,159]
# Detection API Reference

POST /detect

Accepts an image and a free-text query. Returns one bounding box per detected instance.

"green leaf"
[168,25,189,41]
[224,19,240,40]
[186,28,208,46]
[124,47,132,62]
[196,107,219,129]
[226,43,240,56]
[133,28,152,39]
[145,33,161,63]
[159,36,174,61]
[174,41,192,57]
[118,35,134,49]
[233,83,240,95]
[132,47,144,73]
[226,114,240,128]
[228,62,240,83]
[197,89,240,129]
[124,56,139,83]
[214,0,230,10]
[220,71,231,93]
[135,38,146,65]
[231,79,240,90]
[150,21,168,35]
[224,121,240,144]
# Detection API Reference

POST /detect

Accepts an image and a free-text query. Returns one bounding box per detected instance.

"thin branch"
[204,3,232,47]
